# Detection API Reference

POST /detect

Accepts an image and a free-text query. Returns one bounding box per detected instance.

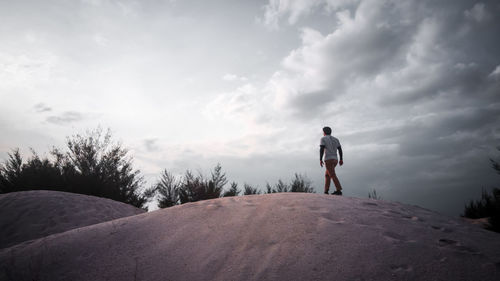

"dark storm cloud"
[269,0,500,116]
[288,89,333,119]
[46,111,84,125]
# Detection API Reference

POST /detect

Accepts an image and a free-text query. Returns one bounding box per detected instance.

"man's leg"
[324,169,331,194]
[325,159,342,192]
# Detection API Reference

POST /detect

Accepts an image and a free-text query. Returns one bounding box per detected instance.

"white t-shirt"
[320,135,341,161]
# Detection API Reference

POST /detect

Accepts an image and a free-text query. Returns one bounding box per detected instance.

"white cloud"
[205,84,260,119]
[81,0,104,6]
[265,1,424,114]
[0,52,58,90]
[489,65,500,79]
[117,1,141,17]
[223,0,500,142]
[93,33,110,47]
[222,73,248,82]
[46,111,85,125]
[261,0,324,29]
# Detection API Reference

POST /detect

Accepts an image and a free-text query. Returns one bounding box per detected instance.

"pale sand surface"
[1,192,500,281]
[0,190,144,250]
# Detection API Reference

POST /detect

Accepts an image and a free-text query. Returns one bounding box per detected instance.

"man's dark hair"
[323,126,332,135]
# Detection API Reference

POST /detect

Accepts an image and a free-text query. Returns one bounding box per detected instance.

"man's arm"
[338,146,343,165]
[320,145,325,167]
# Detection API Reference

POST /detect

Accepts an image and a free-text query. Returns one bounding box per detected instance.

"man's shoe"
[324,191,329,195]
[332,191,342,196]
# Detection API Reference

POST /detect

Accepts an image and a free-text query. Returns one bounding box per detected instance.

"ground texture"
[0,190,144,250]
[1,192,500,281]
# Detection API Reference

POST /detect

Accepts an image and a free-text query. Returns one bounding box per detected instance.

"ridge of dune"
[0,190,145,250]
[1,193,500,281]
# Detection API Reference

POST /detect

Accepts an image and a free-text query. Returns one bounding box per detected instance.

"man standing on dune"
[320,126,343,195]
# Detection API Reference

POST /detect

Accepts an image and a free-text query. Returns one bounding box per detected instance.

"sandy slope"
[0,190,144,249]
[1,193,500,281]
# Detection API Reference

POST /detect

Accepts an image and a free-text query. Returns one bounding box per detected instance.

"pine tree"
[156,170,180,208]
[243,184,260,195]
[211,163,228,191]
[290,173,315,193]
[223,182,240,197]
[463,146,500,232]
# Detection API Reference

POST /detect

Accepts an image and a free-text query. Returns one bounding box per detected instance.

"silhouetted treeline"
[153,165,227,207]
[150,166,315,208]
[265,173,315,193]
[0,128,152,209]
[1,128,317,211]
[463,147,500,232]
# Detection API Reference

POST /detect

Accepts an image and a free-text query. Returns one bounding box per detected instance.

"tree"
[265,183,274,194]
[0,149,25,193]
[56,128,150,208]
[223,182,240,197]
[492,155,500,175]
[368,189,382,200]
[289,173,315,193]
[463,147,500,232]
[265,180,287,193]
[155,169,180,208]
[211,163,228,191]
[0,149,64,193]
[264,174,315,194]
[243,183,260,195]
[156,164,229,205]
[178,170,222,204]
[0,128,152,209]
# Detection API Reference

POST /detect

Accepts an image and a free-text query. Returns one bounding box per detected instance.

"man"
[320,126,343,195]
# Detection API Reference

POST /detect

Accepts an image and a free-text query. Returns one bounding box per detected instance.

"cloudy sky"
[1,0,500,215]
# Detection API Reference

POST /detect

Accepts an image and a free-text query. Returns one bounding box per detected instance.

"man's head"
[323,126,332,135]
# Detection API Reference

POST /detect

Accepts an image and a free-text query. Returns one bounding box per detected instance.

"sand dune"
[0,190,144,250]
[1,192,500,281]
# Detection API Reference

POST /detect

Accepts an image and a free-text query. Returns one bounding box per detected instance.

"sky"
[1,0,499,215]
